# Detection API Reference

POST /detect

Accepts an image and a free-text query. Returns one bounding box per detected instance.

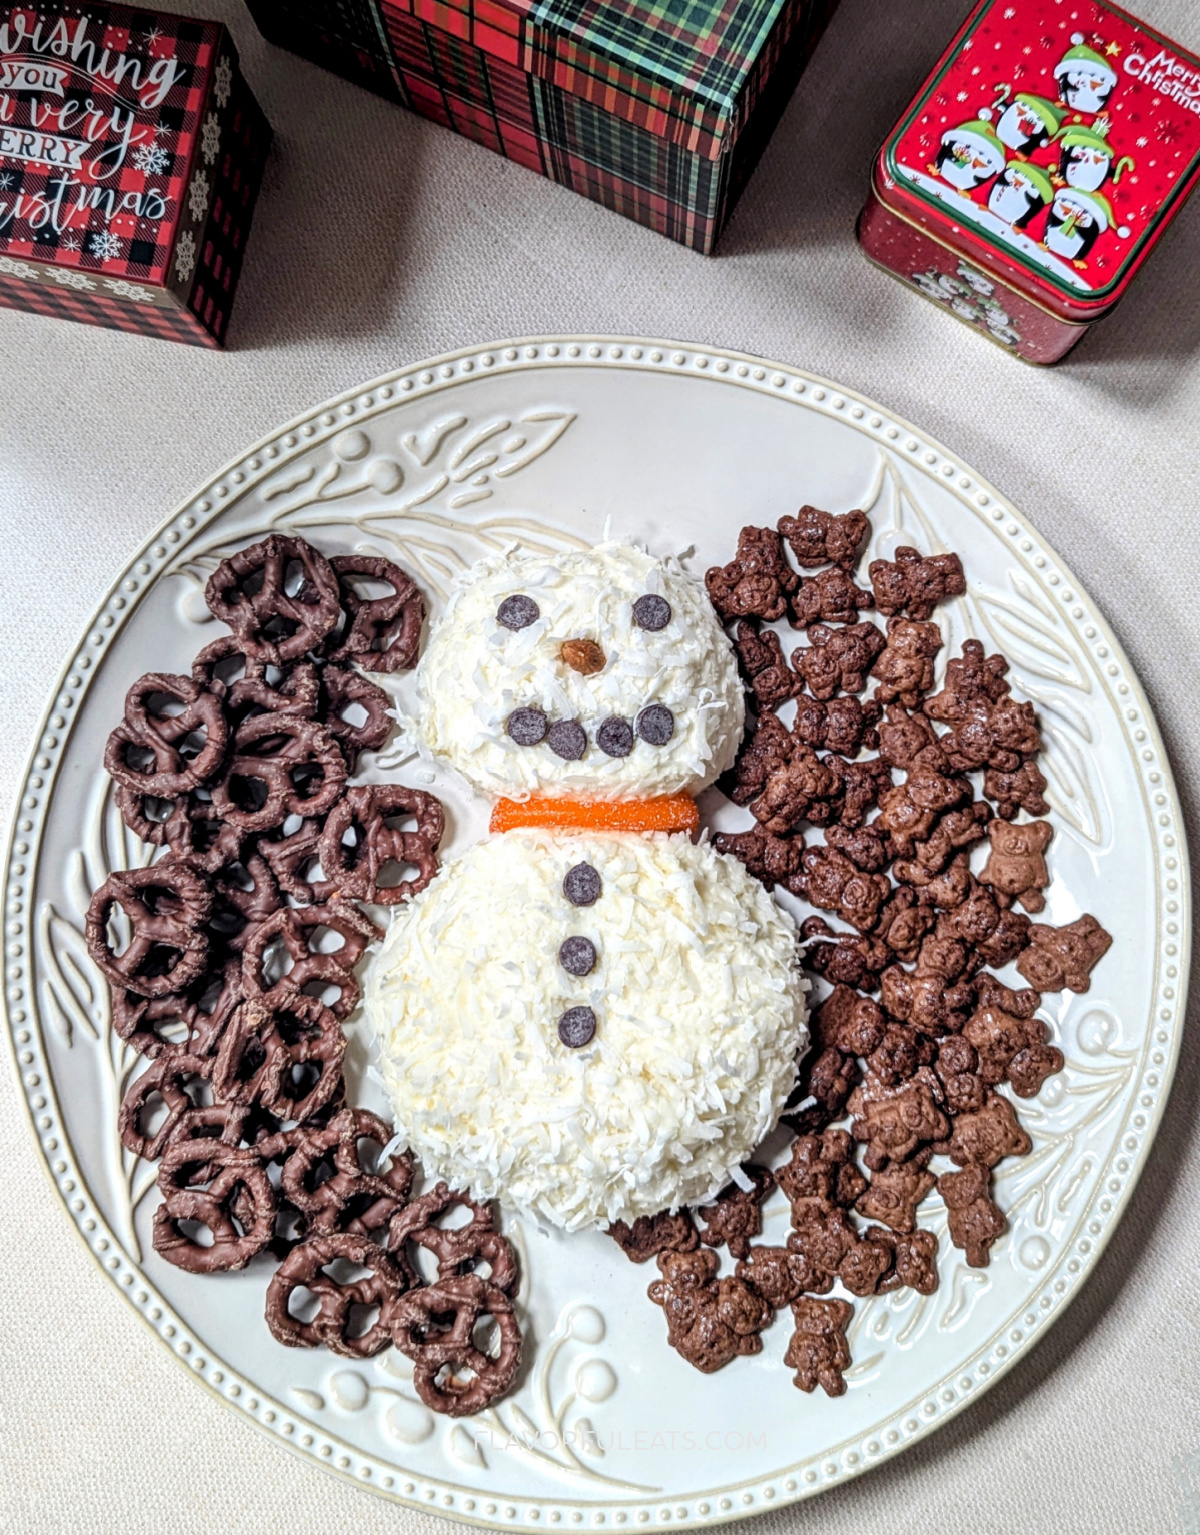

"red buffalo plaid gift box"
[0,3,271,346]
[244,0,838,253]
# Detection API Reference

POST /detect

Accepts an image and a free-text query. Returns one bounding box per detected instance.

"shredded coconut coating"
[365,831,807,1230]
[416,543,745,800]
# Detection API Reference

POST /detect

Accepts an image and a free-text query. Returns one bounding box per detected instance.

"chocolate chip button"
[597,716,634,758]
[558,936,596,976]
[547,720,587,760]
[506,707,547,746]
[632,594,671,631]
[497,594,540,630]
[635,704,675,746]
[563,863,600,906]
[558,1006,596,1048]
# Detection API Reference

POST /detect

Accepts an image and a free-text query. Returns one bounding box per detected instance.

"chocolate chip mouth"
[505,707,676,757]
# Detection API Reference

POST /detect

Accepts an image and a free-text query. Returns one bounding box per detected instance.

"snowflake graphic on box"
[104,278,153,303]
[88,230,121,262]
[174,229,197,283]
[0,254,39,280]
[187,170,210,223]
[200,112,220,166]
[132,141,171,177]
[46,267,95,290]
[213,55,232,107]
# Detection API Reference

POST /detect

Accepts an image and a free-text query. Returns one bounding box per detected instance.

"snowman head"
[1054,43,1118,113]
[417,543,744,801]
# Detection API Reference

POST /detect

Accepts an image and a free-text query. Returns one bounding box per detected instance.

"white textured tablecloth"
[2,0,1199,1529]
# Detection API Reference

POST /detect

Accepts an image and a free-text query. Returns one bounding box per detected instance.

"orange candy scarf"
[489,793,699,837]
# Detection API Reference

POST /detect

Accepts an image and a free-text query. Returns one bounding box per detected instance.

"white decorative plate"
[4,338,1188,1526]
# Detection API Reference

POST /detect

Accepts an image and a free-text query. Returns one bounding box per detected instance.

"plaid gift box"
[0,2,271,346]
[245,0,838,252]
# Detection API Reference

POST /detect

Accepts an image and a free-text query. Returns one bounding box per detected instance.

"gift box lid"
[0,2,230,289]
[382,0,800,155]
[876,0,1200,315]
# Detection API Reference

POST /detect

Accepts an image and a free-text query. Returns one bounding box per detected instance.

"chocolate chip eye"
[497,594,540,630]
[632,594,671,631]
[636,704,674,746]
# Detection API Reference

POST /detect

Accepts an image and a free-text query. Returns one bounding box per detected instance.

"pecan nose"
[560,638,606,675]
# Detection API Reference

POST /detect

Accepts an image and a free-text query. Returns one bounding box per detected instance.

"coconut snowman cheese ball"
[365,543,807,1231]
[416,542,745,800]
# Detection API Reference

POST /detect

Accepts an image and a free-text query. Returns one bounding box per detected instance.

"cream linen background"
[2,0,1199,1528]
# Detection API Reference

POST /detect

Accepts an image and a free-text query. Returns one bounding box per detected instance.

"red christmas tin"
[0,3,271,347]
[857,0,1200,363]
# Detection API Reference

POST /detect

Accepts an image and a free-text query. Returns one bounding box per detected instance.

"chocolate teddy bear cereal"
[88,534,523,1415]
[616,506,1110,1397]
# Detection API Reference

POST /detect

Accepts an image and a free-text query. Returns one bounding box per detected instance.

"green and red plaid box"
[245,0,838,251]
[0,3,271,346]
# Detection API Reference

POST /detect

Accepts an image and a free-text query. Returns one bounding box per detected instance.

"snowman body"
[365,544,806,1230]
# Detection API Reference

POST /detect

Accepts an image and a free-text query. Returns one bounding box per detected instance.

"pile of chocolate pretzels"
[85,533,521,1415]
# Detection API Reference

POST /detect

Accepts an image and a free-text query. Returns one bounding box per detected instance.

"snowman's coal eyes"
[497,594,540,630]
[632,594,671,631]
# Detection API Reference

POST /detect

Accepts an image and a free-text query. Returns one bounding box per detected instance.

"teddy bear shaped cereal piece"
[789,567,875,629]
[871,618,944,707]
[869,545,966,621]
[1016,914,1114,993]
[705,525,798,621]
[979,818,1054,912]
[792,622,887,699]
[648,1249,772,1373]
[732,620,798,710]
[695,1165,776,1258]
[937,1164,1007,1268]
[777,506,871,570]
[608,1210,700,1263]
[793,693,882,755]
[925,639,1041,775]
[785,1297,855,1395]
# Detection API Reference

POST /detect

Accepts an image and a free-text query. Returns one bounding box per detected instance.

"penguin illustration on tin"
[987,160,1056,228]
